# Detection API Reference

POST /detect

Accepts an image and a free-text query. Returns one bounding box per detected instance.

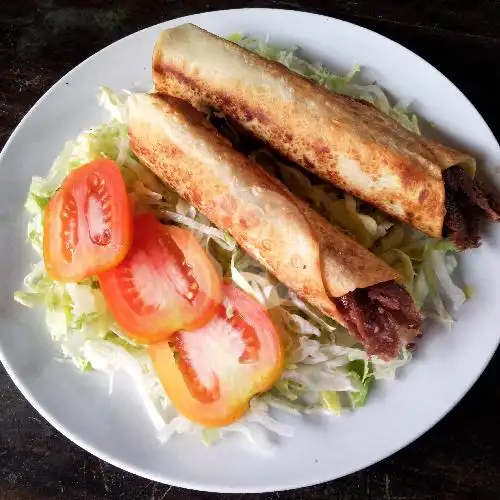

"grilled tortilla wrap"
[128,93,422,360]
[152,23,499,249]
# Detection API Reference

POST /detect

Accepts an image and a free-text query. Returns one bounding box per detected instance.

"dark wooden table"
[1,1,499,499]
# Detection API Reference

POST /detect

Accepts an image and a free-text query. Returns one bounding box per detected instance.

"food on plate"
[149,282,284,427]
[99,212,223,343]
[152,23,500,249]
[128,93,422,360]
[43,158,132,281]
[15,29,472,446]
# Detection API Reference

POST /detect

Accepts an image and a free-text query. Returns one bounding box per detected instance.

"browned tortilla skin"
[152,24,476,239]
[128,93,400,324]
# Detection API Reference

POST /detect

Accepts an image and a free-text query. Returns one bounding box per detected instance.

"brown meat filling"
[333,281,423,360]
[443,166,500,249]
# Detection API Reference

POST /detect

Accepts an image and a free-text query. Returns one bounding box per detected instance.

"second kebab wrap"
[152,23,499,249]
[128,93,422,360]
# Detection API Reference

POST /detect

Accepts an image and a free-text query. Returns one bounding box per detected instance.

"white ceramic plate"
[1,8,499,493]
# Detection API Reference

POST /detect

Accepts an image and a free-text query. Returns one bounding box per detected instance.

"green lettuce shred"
[348,360,374,409]
[321,391,342,415]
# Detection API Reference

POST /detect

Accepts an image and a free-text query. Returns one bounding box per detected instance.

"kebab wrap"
[152,23,499,249]
[128,93,422,360]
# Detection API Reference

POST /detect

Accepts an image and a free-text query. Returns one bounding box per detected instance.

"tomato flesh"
[43,159,132,281]
[148,283,284,427]
[99,213,223,343]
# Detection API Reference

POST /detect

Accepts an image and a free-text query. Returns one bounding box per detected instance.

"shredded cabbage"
[159,209,236,251]
[15,33,469,449]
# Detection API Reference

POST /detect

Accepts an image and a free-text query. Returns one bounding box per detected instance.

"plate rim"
[1,7,499,493]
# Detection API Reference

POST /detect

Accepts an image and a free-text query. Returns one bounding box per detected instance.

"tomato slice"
[148,283,284,427]
[99,213,223,343]
[43,159,132,281]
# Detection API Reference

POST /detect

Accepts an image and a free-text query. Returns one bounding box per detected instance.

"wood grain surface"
[1,1,499,499]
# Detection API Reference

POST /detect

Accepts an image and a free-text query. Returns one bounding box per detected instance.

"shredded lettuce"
[347,360,374,408]
[321,391,342,415]
[159,209,236,252]
[15,34,469,449]
[82,340,169,431]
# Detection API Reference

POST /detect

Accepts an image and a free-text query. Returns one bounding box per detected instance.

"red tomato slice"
[99,213,223,343]
[43,158,132,281]
[148,283,284,427]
